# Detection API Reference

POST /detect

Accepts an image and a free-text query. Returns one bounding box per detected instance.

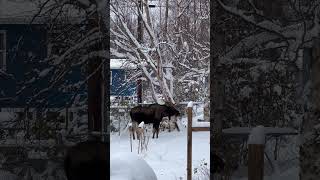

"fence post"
[248,126,265,180]
[187,101,193,180]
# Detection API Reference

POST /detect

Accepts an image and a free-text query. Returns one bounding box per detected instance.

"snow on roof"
[111,59,136,69]
[0,0,38,19]
[111,152,157,180]
[0,0,85,24]
[222,127,298,137]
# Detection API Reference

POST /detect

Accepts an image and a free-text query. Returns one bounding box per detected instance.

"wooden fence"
[186,102,210,180]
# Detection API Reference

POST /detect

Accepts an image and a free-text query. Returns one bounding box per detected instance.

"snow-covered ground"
[110,121,210,180]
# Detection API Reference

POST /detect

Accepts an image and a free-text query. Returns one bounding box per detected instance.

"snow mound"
[111,152,157,180]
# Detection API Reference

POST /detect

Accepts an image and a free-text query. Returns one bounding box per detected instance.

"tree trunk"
[164,0,169,39]
[300,38,320,179]
[87,7,108,138]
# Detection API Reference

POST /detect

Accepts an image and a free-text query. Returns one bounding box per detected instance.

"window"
[0,31,6,71]
[46,111,59,122]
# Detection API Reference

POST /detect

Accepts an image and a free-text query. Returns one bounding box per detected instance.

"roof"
[110,59,137,69]
[0,0,85,24]
[0,0,37,19]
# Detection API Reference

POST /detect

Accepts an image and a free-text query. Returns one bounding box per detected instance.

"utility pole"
[137,0,143,104]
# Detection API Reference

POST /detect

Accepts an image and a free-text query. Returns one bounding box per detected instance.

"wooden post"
[248,126,265,180]
[187,102,193,180]
[248,144,264,180]
[65,107,69,130]
[129,123,133,152]
[87,12,103,138]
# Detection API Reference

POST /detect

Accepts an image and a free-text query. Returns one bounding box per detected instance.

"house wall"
[0,24,47,107]
[0,24,86,108]
[110,69,136,96]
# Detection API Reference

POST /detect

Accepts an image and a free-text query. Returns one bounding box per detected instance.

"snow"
[234,167,299,180]
[138,121,144,128]
[111,152,158,180]
[192,121,210,127]
[187,101,193,107]
[248,126,265,144]
[111,117,209,180]
[222,127,298,136]
[28,149,48,159]
[110,59,137,69]
[0,0,37,19]
[39,67,52,77]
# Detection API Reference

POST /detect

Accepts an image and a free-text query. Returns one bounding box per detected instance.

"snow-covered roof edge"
[110,59,137,69]
[0,17,86,24]
[0,0,86,24]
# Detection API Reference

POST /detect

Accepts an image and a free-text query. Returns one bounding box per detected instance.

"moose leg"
[137,129,141,141]
[132,121,138,140]
[129,126,135,140]
[154,122,160,139]
[156,128,159,138]
[131,126,135,140]
[152,128,156,139]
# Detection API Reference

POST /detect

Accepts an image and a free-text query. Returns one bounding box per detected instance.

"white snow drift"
[111,152,157,180]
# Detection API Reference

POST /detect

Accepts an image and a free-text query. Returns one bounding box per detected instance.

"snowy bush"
[193,159,210,180]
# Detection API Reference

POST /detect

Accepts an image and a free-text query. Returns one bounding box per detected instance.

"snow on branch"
[220,32,279,64]
[217,0,284,38]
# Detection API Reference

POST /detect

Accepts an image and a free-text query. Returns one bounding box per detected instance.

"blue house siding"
[0,24,47,107]
[111,69,136,96]
[0,24,86,108]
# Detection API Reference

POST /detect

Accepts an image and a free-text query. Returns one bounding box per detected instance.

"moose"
[129,103,180,139]
[64,138,108,180]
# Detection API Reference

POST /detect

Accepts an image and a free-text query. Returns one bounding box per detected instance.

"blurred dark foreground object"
[212,153,225,174]
[64,139,108,180]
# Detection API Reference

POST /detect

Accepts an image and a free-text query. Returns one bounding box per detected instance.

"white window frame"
[110,70,112,85]
[0,30,6,71]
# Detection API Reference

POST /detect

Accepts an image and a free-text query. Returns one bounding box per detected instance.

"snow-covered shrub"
[193,159,210,180]
[110,106,131,133]
[63,110,88,142]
